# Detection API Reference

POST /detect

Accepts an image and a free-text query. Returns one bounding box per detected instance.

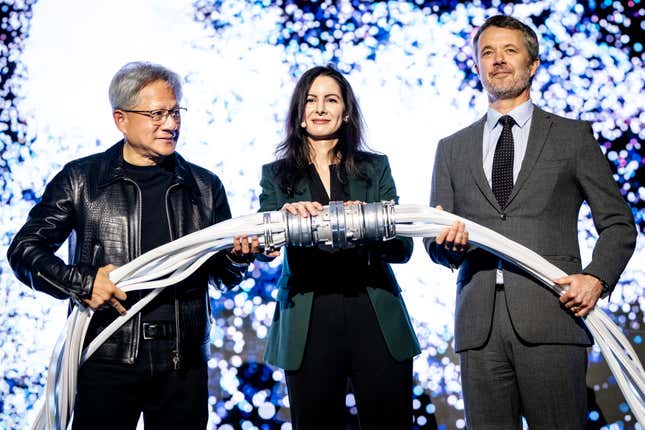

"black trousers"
[460,288,588,430]
[72,340,208,430]
[286,291,413,430]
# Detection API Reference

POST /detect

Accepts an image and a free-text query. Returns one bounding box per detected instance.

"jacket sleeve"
[255,163,281,262]
[423,138,469,269]
[206,178,250,289]
[6,164,97,302]
[258,163,280,212]
[575,122,636,290]
[373,155,413,264]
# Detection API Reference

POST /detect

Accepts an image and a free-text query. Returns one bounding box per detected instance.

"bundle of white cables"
[30,205,643,429]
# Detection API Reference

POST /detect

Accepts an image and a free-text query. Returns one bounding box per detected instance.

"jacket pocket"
[543,255,582,274]
[543,255,580,263]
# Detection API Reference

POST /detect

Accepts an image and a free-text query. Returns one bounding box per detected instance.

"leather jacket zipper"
[35,271,80,305]
[165,183,182,370]
[123,177,143,365]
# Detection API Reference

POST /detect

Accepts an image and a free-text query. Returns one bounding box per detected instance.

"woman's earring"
[300,121,307,128]
[343,115,349,123]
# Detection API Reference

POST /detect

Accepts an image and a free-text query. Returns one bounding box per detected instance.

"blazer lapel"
[467,115,501,210]
[506,106,552,207]
[348,175,369,202]
[291,176,312,202]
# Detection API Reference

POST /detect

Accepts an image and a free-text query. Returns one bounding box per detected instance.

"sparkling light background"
[0,0,643,429]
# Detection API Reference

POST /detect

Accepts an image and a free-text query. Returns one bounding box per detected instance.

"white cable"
[33,214,285,430]
[31,204,643,429]
[395,205,645,423]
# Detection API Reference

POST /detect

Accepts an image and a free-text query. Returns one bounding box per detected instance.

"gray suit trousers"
[460,288,587,430]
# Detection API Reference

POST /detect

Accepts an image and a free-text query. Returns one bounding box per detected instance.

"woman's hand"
[343,200,364,206]
[281,201,323,217]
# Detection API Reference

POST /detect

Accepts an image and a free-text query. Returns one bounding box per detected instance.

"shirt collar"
[486,99,533,130]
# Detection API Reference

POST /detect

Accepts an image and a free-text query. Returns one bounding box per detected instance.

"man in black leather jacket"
[7,62,255,429]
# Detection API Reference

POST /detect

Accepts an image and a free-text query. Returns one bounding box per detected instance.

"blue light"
[1,1,643,429]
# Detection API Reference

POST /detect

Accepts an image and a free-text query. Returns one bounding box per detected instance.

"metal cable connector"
[280,200,397,249]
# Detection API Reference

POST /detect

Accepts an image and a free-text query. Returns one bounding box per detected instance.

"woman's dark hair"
[274,65,370,195]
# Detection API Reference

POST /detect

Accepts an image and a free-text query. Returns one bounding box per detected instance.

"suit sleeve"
[6,164,97,302]
[255,163,281,262]
[258,163,280,212]
[206,178,249,289]
[575,122,636,289]
[374,155,413,264]
[423,138,468,269]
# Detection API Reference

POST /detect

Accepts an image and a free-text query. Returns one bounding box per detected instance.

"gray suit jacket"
[425,106,636,352]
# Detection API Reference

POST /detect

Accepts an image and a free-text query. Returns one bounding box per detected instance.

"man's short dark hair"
[472,15,539,63]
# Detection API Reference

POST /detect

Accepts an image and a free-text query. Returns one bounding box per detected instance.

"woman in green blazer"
[258,65,420,430]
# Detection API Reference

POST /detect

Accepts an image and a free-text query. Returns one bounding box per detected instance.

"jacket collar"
[97,140,201,198]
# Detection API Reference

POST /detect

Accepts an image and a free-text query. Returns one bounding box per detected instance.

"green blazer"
[259,152,421,370]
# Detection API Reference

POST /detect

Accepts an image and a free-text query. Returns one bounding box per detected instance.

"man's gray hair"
[109,61,183,110]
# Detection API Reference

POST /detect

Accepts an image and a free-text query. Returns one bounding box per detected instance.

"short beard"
[484,63,534,102]
[487,80,530,101]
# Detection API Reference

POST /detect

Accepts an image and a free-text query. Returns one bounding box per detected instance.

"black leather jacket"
[7,141,247,367]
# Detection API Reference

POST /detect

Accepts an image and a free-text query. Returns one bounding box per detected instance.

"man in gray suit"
[425,15,636,429]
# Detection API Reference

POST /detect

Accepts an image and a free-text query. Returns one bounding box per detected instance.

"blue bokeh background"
[0,1,643,429]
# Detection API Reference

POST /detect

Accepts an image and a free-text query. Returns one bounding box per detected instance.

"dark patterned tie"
[491,115,515,209]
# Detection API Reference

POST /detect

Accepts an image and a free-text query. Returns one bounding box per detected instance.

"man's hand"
[231,234,281,258]
[556,274,604,318]
[84,264,127,314]
[232,235,261,254]
[435,205,469,253]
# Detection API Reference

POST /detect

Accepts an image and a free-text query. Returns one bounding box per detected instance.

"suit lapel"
[291,176,312,202]
[506,106,552,207]
[467,115,501,210]
[286,169,367,203]
[348,174,368,202]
